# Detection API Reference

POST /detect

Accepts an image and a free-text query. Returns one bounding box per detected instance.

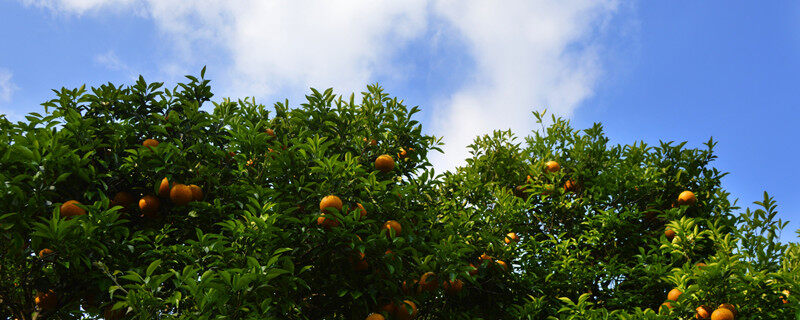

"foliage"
[0,71,797,320]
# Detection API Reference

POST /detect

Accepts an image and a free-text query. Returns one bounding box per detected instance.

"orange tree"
[1,71,798,320]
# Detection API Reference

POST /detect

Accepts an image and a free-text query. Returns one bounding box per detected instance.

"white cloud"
[429,0,619,170]
[23,0,623,172]
[21,0,140,15]
[0,69,18,103]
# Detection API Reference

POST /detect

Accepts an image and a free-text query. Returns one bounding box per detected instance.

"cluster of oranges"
[663,287,737,319]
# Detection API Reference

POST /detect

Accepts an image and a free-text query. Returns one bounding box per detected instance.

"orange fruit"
[139,195,160,218]
[38,248,54,258]
[781,289,790,304]
[696,305,712,319]
[112,192,137,212]
[60,200,86,218]
[395,300,418,320]
[35,290,58,311]
[479,253,493,264]
[365,313,385,320]
[710,307,734,320]
[383,220,402,237]
[189,184,204,201]
[316,214,340,228]
[265,128,275,137]
[170,184,193,206]
[545,161,560,173]
[142,139,159,148]
[158,178,171,198]
[356,203,367,218]
[678,191,697,206]
[564,180,578,192]
[319,195,343,214]
[398,148,408,158]
[496,260,509,272]
[665,228,676,241]
[380,301,396,313]
[419,272,438,291]
[374,154,395,172]
[695,262,707,268]
[443,279,464,295]
[667,288,682,301]
[717,304,737,316]
[504,232,519,244]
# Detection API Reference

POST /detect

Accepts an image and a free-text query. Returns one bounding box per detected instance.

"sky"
[0,1,798,242]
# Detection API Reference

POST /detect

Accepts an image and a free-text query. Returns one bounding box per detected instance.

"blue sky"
[1,1,797,242]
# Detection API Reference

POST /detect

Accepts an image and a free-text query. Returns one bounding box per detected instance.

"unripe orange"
[383,220,402,237]
[710,308,734,320]
[35,290,58,311]
[375,154,395,172]
[319,195,343,214]
[170,184,193,206]
[139,195,160,218]
[545,161,560,173]
[678,190,697,206]
[60,200,86,218]
[142,139,159,148]
[189,184,203,201]
[504,232,519,244]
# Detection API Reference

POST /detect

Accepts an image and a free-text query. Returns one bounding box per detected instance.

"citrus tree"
[1,71,797,320]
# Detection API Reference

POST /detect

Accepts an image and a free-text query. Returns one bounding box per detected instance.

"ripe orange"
[383,220,402,237]
[265,128,275,137]
[545,161,560,173]
[696,305,712,319]
[189,185,204,201]
[365,313,385,320]
[710,308,734,320]
[395,300,418,320]
[356,203,367,218]
[316,214,340,228]
[158,178,171,198]
[35,290,58,311]
[380,301,396,313]
[667,288,682,301]
[717,304,737,317]
[443,279,464,295]
[665,228,676,241]
[678,191,697,206]
[38,248,54,258]
[170,184,193,206]
[419,272,438,291]
[319,195,343,214]
[142,139,159,148]
[563,180,578,192]
[504,232,519,244]
[60,200,86,218]
[496,260,509,272]
[479,253,493,266]
[374,154,395,172]
[139,195,160,218]
[398,148,408,159]
[112,192,137,212]
[695,262,707,268]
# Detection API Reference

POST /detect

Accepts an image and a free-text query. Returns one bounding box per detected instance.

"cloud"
[0,69,18,103]
[22,0,624,172]
[428,0,619,170]
[21,0,140,15]
[94,50,138,78]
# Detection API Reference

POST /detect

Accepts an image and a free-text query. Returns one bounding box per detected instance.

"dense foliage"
[1,71,797,320]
